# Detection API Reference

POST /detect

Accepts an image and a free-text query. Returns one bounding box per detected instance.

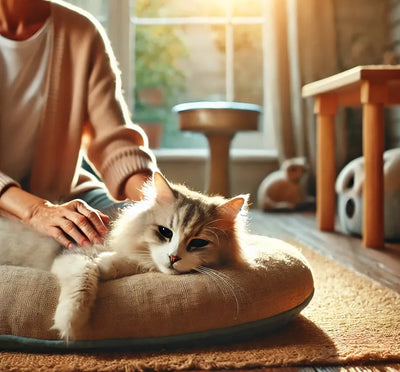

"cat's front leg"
[95,252,141,281]
[51,253,99,340]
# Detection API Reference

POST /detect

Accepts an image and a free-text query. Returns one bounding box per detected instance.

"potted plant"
[133,105,167,149]
[133,1,187,148]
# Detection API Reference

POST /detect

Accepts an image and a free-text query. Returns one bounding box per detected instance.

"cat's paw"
[52,299,88,340]
[52,281,97,340]
[96,252,141,280]
[51,254,99,340]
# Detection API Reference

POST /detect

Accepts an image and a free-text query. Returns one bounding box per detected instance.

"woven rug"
[1,245,400,371]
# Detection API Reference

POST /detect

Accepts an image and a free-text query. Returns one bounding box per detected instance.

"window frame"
[105,0,273,151]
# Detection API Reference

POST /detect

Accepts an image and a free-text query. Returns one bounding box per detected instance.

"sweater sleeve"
[82,20,158,199]
[0,171,21,196]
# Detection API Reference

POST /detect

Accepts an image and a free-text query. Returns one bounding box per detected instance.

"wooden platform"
[249,210,400,293]
[245,210,400,372]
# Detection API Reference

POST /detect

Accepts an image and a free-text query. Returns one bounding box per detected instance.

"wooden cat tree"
[174,101,262,197]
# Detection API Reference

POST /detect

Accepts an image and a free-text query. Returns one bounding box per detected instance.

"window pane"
[134,0,226,18]
[232,24,264,149]
[232,0,262,17]
[64,0,268,150]
[133,24,226,148]
[133,20,267,149]
[64,0,108,27]
[233,25,263,105]
[179,25,226,102]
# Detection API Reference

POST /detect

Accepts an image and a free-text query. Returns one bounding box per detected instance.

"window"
[66,0,108,26]
[65,0,274,151]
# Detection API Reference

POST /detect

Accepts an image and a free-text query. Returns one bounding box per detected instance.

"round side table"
[173,101,262,197]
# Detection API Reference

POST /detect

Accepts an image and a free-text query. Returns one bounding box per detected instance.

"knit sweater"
[0,0,157,203]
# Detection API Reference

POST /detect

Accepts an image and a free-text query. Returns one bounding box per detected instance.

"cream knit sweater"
[0,1,157,203]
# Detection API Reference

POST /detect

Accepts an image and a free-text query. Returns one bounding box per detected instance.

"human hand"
[26,199,110,248]
[124,172,152,201]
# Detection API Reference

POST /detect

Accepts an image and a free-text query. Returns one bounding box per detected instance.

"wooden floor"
[244,210,400,372]
[249,210,400,294]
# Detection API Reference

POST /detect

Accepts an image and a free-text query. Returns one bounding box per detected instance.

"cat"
[257,157,313,211]
[0,172,248,340]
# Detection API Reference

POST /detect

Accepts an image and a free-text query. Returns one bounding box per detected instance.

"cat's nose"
[169,254,181,266]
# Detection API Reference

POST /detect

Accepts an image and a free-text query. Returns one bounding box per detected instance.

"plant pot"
[138,88,165,106]
[138,122,163,148]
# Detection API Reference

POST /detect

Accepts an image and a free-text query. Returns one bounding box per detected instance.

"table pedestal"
[173,101,262,197]
[206,133,234,196]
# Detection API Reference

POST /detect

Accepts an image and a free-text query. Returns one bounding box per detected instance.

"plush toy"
[257,157,313,211]
[336,148,400,240]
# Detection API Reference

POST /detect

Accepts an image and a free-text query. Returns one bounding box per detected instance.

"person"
[0,0,158,248]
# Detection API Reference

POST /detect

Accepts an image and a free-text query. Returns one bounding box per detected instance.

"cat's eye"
[187,238,209,252]
[158,226,173,241]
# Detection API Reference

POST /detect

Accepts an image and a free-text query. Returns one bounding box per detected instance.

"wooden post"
[314,94,337,231]
[205,133,234,197]
[361,81,386,248]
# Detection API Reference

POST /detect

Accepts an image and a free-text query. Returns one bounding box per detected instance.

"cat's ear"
[153,172,176,204]
[217,194,249,220]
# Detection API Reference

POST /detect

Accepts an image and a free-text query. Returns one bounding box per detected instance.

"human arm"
[75,19,157,200]
[0,185,110,248]
[124,172,152,201]
[30,6,158,201]
[52,6,158,200]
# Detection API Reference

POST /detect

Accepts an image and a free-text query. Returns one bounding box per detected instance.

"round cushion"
[0,235,314,351]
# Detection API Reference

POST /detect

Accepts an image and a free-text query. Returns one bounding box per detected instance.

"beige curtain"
[265,0,347,190]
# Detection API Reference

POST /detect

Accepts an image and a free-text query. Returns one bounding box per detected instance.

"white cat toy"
[257,157,313,211]
[0,172,248,340]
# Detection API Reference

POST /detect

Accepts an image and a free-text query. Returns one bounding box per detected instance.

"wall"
[334,0,400,161]
[387,0,400,149]
[334,0,389,71]
[333,0,393,163]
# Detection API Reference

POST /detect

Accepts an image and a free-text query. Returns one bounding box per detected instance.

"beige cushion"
[0,235,313,346]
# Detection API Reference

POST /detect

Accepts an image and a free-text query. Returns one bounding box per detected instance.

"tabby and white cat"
[0,172,248,340]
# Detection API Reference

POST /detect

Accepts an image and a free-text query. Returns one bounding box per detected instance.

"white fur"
[0,218,61,270]
[257,157,312,210]
[51,254,99,340]
[0,173,246,339]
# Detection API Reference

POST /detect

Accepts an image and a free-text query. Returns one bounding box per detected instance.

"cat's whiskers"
[203,227,221,246]
[195,265,243,319]
[130,251,151,256]
[128,252,151,259]
[203,219,231,242]
[130,251,153,268]
[204,218,226,233]
[204,220,229,239]
[204,217,224,225]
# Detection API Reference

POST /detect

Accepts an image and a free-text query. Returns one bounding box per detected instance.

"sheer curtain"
[265,0,346,190]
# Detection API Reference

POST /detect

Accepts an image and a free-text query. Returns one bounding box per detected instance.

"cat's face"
[144,199,234,275]
[109,173,247,274]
